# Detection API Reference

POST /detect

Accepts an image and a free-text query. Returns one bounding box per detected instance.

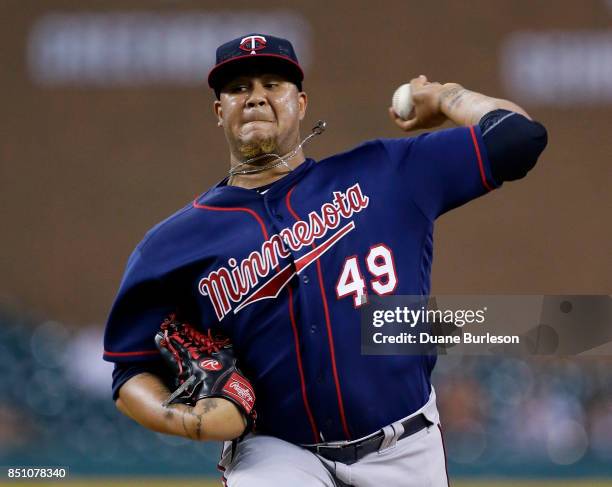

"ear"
[297,90,308,121]
[213,100,223,126]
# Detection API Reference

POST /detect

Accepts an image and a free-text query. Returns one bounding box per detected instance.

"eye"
[264,82,279,89]
[230,84,248,93]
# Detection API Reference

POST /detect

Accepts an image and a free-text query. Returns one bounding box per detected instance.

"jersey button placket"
[262,196,286,233]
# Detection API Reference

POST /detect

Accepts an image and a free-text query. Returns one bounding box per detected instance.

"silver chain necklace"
[228,120,327,177]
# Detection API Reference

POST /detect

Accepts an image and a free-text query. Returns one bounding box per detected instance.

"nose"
[245,82,267,108]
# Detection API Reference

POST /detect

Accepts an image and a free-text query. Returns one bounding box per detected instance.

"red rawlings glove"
[154,315,256,427]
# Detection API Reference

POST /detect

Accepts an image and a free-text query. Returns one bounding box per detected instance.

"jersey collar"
[197,158,316,206]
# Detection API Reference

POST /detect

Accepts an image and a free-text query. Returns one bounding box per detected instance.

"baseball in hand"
[391,83,414,120]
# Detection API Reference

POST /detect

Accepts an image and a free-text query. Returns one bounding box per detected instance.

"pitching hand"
[388,75,451,132]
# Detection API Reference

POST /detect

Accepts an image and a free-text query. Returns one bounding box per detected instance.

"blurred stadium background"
[1,0,610,485]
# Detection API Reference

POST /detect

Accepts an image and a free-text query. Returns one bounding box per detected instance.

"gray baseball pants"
[220,388,449,487]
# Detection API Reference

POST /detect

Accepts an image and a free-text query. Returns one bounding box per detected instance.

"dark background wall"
[1,0,610,325]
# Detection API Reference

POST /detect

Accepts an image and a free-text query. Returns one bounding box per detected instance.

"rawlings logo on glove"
[154,314,256,427]
[200,358,222,371]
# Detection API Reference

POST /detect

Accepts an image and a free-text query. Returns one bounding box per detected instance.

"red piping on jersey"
[469,126,493,192]
[193,195,319,441]
[105,203,269,360]
[288,285,320,442]
[104,349,159,357]
[286,186,352,441]
[193,200,269,239]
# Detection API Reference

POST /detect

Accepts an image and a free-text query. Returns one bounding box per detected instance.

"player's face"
[214,71,307,161]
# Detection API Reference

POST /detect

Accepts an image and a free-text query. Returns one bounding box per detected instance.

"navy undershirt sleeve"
[479,109,548,183]
[112,360,172,401]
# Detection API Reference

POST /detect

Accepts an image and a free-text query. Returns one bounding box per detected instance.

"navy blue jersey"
[104,125,498,444]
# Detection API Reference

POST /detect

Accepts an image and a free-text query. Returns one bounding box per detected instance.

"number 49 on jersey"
[335,243,398,307]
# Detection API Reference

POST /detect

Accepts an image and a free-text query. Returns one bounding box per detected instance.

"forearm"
[116,372,246,441]
[439,84,531,126]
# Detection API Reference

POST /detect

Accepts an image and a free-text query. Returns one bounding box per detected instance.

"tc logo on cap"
[239,35,267,55]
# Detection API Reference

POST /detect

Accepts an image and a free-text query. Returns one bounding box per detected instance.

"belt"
[303,414,432,465]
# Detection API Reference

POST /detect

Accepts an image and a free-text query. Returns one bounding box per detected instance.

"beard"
[238,136,279,161]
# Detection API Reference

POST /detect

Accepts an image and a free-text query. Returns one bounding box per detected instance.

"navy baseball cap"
[208,34,304,97]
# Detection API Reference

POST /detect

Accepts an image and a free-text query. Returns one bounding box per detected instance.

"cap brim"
[208,54,304,91]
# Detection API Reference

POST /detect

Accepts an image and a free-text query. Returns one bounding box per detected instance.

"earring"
[217,121,223,127]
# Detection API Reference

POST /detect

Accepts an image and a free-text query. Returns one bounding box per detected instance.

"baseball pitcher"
[103,33,548,486]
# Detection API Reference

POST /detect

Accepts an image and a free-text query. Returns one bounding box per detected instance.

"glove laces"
[161,314,230,359]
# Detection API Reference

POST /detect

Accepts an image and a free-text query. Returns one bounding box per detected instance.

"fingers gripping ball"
[392,83,414,120]
[155,315,256,427]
